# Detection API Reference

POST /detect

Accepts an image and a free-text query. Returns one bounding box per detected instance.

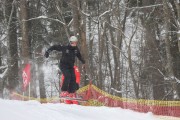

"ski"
[59,97,87,102]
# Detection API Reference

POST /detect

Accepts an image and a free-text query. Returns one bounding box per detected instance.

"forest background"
[0,0,180,101]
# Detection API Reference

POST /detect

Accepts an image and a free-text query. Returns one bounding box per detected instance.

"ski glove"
[44,51,49,58]
[76,83,79,90]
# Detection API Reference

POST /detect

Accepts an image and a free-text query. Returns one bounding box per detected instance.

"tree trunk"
[144,23,165,100]
[5,0,19,92]
[173,0,180,98]
[127,26,139,99]
[105,34,113,93]
[71,0,89,85]
[97,22,106,89]
[87,12,95,82]
[106,8,122,96]
[19,0,32,97]
[139,0,165,100]
[174,0,180,52]
[80,2,88,64]
[20,0,30,63]
[0,43,3,98]
[28,0,46,100]
[37,59,47,103]
[163,0,179,99]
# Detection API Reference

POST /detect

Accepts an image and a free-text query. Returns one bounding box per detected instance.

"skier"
[44,36,85,99]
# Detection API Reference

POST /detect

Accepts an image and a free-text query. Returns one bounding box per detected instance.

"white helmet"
[69,36,78,42]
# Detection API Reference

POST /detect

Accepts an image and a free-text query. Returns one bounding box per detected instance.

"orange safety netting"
[76,83,180,118]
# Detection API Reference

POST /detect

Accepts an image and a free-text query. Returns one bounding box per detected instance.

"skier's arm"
[47,45,63,52]
[45,45,63,58]
[76,48,85,64]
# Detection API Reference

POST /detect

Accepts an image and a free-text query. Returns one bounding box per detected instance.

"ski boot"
[68,93,79,105]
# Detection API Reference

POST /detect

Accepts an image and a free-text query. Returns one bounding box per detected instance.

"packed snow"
[0,99,158,120]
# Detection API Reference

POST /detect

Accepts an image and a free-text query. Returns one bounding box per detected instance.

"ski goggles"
[70,42,78,45]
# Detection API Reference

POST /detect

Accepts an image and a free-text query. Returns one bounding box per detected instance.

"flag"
[22,64,31,91]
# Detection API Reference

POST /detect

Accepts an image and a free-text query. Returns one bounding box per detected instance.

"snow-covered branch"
[22,16,65,25]
[145,66,180,84]
[99,9,111,19]
[0,66,8,79]
[80,10,98,24]
[111,88,123,93]
[126,4,163,10]
[0,66,8,70]
[173,76,180,84]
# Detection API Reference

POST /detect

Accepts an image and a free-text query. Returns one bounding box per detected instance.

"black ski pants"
[60,67,76,93]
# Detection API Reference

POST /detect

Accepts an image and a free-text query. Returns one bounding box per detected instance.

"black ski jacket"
[46,44,85,69]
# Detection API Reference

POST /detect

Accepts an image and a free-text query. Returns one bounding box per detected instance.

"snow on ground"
[0,99,158,120]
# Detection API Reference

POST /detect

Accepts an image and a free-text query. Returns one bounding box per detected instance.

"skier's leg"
[60,68,71,92]
[67,68,79,104]
[68,68,76,94]
[69,70,79,104]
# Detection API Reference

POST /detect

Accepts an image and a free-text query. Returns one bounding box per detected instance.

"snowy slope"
[0,99,158,120]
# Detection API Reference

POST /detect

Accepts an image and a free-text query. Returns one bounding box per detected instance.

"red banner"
[22,64,31,91]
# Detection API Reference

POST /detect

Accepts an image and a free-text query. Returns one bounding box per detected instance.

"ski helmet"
[69,36,78,42]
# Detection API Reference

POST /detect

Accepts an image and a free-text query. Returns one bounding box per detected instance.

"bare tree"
[20,0,30,63]
[28,0,47,101]
[70,0,89,85]
[173,0,180,53]
[5,0,19,92]
[163,0,179,99]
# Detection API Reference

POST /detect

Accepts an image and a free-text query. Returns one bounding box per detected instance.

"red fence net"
[77,84,180,117]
